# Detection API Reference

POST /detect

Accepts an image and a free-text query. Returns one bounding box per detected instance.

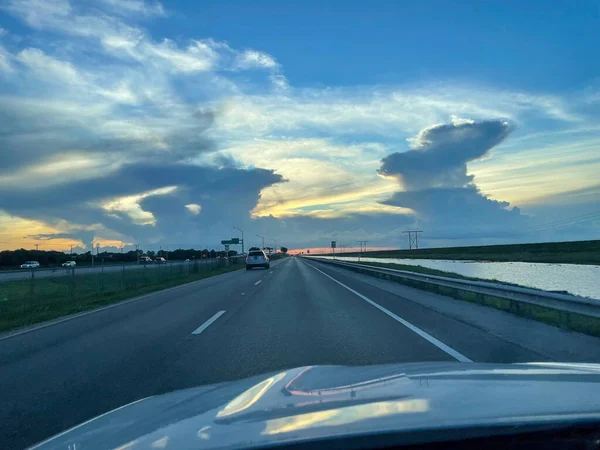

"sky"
[0,0,599,253]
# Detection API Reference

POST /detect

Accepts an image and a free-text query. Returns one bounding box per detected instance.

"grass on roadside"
[0,262,243,333]
[339,239,600,265]
[346,260,528,289]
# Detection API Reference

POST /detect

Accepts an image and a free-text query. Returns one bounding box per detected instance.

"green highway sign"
[221,238,240,245]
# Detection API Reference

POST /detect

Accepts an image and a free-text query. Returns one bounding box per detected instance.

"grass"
[319,259,600,337]
[0,261,243,333]
[338,239,600,265]
[337,259,528,289]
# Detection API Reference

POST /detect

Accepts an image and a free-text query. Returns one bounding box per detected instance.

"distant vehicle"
[246,250,270,270]
[20,261,40,269]
[61,261,76,267]
[185,259,190,262]
[139,256,153,264]
[154,257,167,264]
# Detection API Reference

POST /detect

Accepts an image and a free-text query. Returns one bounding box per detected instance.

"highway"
[2,256,600,449]
[0,259,221,282]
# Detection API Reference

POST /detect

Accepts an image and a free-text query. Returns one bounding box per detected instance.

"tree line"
[0,248,238,268]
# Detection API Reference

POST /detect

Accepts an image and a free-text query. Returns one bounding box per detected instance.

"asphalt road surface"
[2,256,600,449]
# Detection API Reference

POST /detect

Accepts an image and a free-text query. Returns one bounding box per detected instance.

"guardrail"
[307,257,600,336]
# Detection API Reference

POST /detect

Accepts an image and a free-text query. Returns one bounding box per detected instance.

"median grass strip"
[0,262,243,333]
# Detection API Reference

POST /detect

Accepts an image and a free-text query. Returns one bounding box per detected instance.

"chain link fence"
[0,256,245,333]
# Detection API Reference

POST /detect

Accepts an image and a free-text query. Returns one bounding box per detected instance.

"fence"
[0,256,245,333]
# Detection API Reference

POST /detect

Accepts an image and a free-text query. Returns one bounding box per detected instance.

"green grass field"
[340,239,600,265]
[0,261,243,333]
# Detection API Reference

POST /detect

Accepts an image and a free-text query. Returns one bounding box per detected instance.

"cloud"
[1,0,598,250]
[0,41,11,73]
[379,118,525,238]
[378,117,513,190]
[17,48,84,85]
[235,50,278,70]
[213,85,581,141]
[98,0,165,18]
[185,204,202,215]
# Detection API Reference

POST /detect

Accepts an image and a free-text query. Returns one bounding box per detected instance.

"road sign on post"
[331,241,336,248]
[221,238,240,245]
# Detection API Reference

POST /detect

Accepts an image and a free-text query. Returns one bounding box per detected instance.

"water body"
[317,256,600,299]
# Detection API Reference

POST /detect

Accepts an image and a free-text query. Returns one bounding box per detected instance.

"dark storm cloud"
[378,119,512,190]
[25,233,81,240]
[382,186,523,233]
[0,161,284,244]
[379,118,525,240]
[0,100,217,173]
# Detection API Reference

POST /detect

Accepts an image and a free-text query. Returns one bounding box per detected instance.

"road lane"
[0,261,276,449]
[2,255,600,449]
[160,256,456,391]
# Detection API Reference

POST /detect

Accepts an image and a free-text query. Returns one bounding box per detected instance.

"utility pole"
[135,244,139,264]
[34,244,39,251]
[357,241,368,252]
[256,234,265,251]
[233,227,244,254]
[70,244,73,255]
[91,240,95,267]
[403,230,423,250]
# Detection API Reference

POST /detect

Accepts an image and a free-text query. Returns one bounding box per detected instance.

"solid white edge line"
[305,261,472,363]
[28,396,152,449]
[254,280,262,286]
[192,310,226,335]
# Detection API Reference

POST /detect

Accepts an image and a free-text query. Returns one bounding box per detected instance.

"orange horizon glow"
[288,246,396,255]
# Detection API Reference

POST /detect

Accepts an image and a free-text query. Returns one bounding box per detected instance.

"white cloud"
[102,186,178,225]
[235,49,278,70]
[215,138,399,218]
[0,44,11,73]
[213,84,580,141]
[185,203,201,215]
[17,48,83,85]
[98,0,165,18]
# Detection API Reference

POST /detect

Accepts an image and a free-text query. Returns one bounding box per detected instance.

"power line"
[507,210,600,235]
[403,230,423,249]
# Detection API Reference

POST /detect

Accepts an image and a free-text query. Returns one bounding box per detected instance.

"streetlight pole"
[233,227,244,254]
[256,234,265,251]
[270,238,277,254]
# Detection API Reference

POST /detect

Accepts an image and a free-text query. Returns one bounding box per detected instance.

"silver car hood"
[31,362,600,449]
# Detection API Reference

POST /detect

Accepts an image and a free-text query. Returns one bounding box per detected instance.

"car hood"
[32,362,600,449]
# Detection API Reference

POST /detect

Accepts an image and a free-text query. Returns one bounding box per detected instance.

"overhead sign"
[221,238,240,245]
[331,241,337,248]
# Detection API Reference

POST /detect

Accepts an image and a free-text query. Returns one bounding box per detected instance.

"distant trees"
[0,247,229,268]
[280,246,288,253]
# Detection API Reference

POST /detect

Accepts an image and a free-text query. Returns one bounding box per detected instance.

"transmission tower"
[403,230,423,250]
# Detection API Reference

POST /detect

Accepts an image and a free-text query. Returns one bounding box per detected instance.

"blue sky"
[0,0,598,252]
[156,0,600,91]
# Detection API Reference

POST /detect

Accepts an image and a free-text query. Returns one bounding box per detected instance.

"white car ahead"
[20,261,40,269]
[62,261,76,267]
